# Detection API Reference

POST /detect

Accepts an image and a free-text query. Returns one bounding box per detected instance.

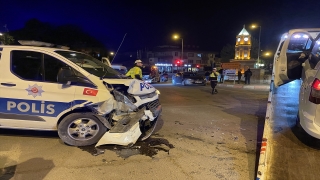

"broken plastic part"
[95,122,141,146]
[113,90,137,111]
[91,98,115,116]
[144,110,155,121]
[95,107,145,147]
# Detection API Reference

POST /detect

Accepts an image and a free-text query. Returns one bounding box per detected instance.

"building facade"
[146,45,216,73]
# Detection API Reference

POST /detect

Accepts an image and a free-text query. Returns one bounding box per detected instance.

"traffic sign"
[221,62,241,69]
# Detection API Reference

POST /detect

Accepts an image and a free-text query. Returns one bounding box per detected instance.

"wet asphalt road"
[0,84,268,180]
[267,80,320,180]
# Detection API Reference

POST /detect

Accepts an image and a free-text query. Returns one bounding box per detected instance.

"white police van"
[0,41,162,146]
[274,29,320,139]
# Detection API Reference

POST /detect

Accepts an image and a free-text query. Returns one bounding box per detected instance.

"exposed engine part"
[109,107,145,133]
[113,90,137,111]
[93,114,112,129]
[142,110,155,121]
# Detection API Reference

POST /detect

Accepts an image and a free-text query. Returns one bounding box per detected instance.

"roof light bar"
[18,40,54,47]
[18,40,70,49]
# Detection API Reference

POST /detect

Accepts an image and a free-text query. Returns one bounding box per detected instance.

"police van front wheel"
[58,113,107,146]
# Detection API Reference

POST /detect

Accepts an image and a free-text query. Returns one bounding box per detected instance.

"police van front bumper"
[95,105,161,147]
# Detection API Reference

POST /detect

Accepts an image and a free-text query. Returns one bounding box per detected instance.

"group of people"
[238,68,252,84]
[125,59,253,95]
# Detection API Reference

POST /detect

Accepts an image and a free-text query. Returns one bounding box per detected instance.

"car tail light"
[309,78,320,104]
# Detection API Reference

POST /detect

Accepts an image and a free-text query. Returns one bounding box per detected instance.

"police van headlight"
[155,90,160,95]
[145,79,152,83]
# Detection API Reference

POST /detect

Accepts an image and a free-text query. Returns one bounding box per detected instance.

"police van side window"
[43,54,69,82]
[44,54,94,86]
[11,51,42,81]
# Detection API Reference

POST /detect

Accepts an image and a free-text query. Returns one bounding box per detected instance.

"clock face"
[237,38,240,42]
[244,37,248,41]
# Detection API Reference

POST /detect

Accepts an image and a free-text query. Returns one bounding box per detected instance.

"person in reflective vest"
[209,68,220,94]
[126,60,143,80]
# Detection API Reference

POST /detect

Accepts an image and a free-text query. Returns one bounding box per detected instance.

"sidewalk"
[163,78,271,91]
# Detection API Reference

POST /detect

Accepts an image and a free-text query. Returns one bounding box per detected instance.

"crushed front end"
[95,81,161,147]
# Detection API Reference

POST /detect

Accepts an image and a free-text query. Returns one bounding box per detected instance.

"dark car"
[172,72,206,86]
[160,72,168,82]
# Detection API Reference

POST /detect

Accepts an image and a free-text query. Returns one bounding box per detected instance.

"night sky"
[1,0,320,53]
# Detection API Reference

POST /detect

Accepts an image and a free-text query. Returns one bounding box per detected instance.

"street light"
[251,25,261,65]
[173,34,184,67]
[256,51,271,67]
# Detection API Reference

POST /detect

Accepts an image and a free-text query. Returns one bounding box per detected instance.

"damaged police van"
[0,41,162,146]
[274,28,320,139]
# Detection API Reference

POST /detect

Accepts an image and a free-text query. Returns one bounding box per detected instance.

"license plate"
[195,81,202,83]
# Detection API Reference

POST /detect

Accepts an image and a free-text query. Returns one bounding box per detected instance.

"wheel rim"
[67,118,100,141]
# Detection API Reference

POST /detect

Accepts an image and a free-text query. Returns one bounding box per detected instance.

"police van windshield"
[55,51,124,79]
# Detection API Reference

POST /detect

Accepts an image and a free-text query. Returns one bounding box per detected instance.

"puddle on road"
[79,138,174,159]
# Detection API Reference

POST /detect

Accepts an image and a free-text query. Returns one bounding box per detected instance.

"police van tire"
[58,112,107,146]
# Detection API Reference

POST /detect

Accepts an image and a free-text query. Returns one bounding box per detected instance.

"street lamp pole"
[173,34,184,71]
[0,33,3,45]
[181,38,183,63]
[257,26,261,65]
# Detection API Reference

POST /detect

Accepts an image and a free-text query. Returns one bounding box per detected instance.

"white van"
[274,29,320,139]
[0,41,162,146]
[101,57,127,75]
[111,64,127,74]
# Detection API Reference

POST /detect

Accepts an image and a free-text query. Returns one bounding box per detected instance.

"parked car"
[274,28,320,139]
[160,72,168,82]
[172,72,206,86]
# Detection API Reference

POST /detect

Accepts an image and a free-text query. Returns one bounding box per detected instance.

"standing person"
[126,60,143,80]
[218,68,224,83]
[204,71,210,82]
[209,68,220,94]
[237,69,242,84]
[244,68,252,84]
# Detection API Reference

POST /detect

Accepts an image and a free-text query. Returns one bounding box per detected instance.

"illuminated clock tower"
[235,25,251,60]
[230,25,256,70]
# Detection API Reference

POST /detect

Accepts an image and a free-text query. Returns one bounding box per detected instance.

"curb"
[217,83,270,90]
[256,82,274,180]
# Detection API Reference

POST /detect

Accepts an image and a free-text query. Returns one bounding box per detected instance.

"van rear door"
[274,29,320,87]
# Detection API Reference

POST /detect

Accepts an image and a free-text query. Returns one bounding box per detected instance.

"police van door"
[0,50,76,130]
[274,29,320,87]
